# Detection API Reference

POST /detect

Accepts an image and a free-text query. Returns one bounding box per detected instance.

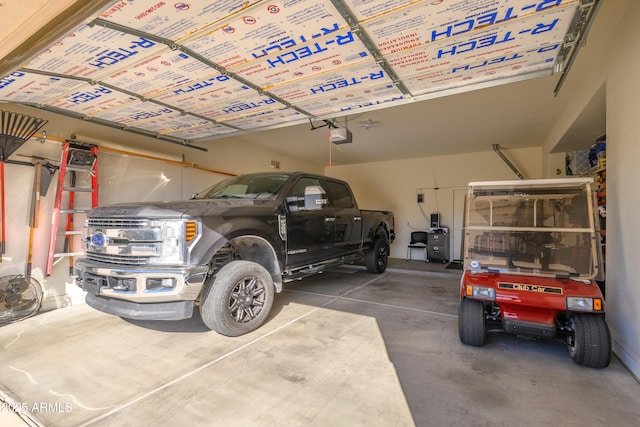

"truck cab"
[458,178,611,368]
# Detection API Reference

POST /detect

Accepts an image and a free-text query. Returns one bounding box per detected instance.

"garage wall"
[325,146,543,262]
[602,1,640,380]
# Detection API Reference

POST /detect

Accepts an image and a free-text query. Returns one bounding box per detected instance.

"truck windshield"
[464,181,598,279]
[194,174,290,200]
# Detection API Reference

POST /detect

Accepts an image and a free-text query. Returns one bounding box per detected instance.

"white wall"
[183,137,323,178]
[602,0,640,380]
[325,146,543,261]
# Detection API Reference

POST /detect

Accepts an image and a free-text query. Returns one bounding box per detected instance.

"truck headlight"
[465,285,496,301]
[567,297,603,312]
[148,220,190,265]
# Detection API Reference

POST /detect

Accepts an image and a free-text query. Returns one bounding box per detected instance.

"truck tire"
[459,298,486,346]
[567,314,611,368]
[200,260,275,337]
[365,237,389,274]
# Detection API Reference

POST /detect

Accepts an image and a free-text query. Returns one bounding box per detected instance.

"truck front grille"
[84,217,166,266]
[88,218,149,228]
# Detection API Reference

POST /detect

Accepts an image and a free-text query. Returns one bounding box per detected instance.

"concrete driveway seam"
[286,288,458,319]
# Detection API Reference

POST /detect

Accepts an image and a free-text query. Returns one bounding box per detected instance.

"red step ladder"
[46,140,98,276]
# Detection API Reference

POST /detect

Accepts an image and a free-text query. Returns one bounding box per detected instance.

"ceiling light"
[358,119,380,130]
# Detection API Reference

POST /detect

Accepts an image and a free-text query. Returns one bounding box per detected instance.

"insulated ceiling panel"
[24,25,167,80]
[99,0,266,41]
[0,0,597,150]
[49,84,138,115]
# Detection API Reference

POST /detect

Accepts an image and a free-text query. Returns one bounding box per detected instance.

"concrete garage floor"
[1,259,639,426]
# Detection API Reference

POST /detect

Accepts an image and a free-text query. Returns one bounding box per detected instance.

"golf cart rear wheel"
[567,314,611,369]
[459,298,486,346]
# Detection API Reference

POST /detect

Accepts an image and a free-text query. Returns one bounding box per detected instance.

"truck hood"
[88,199,276,218]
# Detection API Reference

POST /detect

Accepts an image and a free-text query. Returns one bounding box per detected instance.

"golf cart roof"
[468,178,594,191]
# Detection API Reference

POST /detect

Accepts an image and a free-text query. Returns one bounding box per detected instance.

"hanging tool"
[26,161,43,277]
[0,111,48,261]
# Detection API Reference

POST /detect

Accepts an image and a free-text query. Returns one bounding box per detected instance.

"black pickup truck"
[74,171,394,336]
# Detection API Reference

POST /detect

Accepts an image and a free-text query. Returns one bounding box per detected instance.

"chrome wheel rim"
[228,276,267,324]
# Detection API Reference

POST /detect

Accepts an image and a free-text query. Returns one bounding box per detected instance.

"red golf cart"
[458,178,611,368]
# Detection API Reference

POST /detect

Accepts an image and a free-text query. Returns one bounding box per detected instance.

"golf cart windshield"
[464,179,599,279]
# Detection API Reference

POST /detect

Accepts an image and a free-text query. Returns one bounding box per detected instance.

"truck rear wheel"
[365,237,389,274]
[459,298,487,346]
[201,260,274,337]
[567,314,611,368]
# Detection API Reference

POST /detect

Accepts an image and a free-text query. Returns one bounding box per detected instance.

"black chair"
[407,231,429,261]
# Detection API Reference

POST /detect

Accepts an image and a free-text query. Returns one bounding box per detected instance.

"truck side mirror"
[304,185,327,211]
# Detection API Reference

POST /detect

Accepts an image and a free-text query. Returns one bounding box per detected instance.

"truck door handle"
[354,216,362,221]
[325,217,336,222]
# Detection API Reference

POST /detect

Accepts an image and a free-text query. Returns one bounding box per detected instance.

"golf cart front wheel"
[459,298,487,346]
[567,314,611,369]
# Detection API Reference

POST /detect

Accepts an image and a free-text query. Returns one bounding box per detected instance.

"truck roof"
[232,171,349,184]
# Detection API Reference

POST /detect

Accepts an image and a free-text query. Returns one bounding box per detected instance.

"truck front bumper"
[74,258,209,321]
[85,293,194,321]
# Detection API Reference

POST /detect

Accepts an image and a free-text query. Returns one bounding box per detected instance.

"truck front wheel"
[459,298,487,346]
[567,314,611,368]
[365,237,389,274]
[200,260,275,337]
